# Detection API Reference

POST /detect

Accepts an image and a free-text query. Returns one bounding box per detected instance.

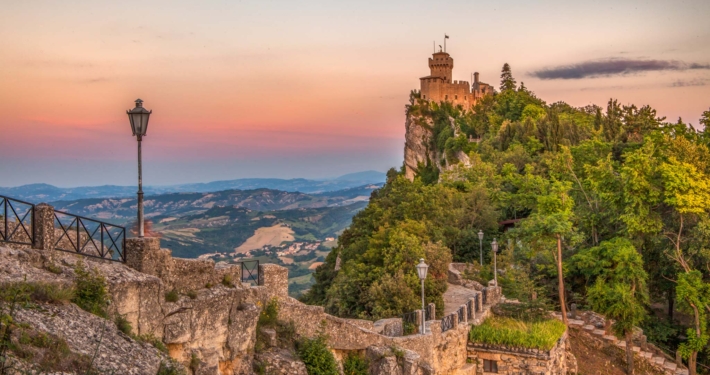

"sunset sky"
[1,0,709,187]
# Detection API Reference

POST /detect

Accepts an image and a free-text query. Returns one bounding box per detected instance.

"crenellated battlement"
[419,50,494,110]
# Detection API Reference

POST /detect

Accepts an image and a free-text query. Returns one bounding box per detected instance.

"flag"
[445,34,449,39]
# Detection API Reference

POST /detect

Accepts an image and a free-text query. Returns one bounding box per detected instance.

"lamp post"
[126,99,152,238]
[416,258,429,334]
[491,238,498,286]
[478,230,484,266]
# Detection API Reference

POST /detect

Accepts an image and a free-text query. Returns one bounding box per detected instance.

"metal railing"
[53,210,126,262]
[0,195,34,246]
[475,293,481,312]
[425,306,432,321]
[482,289,488,305]
[238,259,259,284]
[402,311,418,335]
[457,305,466,323]
[441,313,455,332]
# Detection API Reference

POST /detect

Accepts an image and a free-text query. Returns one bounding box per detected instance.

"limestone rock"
[14,303,177,374]
[254,348,308,375]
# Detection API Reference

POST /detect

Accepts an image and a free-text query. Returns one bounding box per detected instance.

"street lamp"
[477,230,484,266]
[416,258,429,334]
[491,238,498,286]
[126,99,152,238]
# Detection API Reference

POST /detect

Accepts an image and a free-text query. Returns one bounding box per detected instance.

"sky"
[1,0,709,187]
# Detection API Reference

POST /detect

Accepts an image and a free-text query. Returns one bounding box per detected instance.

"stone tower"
[419,50,493,110]
[428,52,454,83]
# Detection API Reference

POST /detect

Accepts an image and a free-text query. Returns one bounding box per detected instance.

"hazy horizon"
[2,0,709,186]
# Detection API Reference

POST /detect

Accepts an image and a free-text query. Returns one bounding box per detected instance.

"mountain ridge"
[0,171,387,202]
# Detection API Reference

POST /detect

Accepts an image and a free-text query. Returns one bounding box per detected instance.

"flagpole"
[444,34,446,52]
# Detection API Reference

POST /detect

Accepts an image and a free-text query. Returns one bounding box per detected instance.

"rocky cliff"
[403,104,471,181]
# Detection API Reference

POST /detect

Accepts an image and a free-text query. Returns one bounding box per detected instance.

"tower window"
[483,360,498,373]
[455,95,458,100]
[445,95,448,100]
[465,96,467,100]
[423,95,426,99]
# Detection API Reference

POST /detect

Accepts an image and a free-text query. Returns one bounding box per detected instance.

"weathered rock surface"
[254,348,308,375]
[0,246,258,374]
[14,303,175,374]
[404,113,435,181]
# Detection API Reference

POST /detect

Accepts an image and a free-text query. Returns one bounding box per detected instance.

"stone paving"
[442,282,478,315]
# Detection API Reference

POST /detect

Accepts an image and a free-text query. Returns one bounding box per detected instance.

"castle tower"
[419,50,493,110]
[428,52,453,83]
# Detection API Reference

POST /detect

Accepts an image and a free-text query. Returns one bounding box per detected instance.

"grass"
[469,317,566,351]
[0,281,75,305]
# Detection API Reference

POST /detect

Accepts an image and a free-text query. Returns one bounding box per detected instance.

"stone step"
[603,335,617,342]
[569,319,585,326]
[582,324,595,331]
[641,351,653,359]
[592,329,605,336]
[632,346,641,353]
[652,356,665,365]
[663,362,678,371]
[676,369,689,375]
[616,341,626,348]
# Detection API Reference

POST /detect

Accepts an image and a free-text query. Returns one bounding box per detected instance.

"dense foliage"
[306,62,710,373]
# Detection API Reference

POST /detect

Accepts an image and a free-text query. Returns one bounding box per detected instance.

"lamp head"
[416,258,429,280]
[478,230,484,240]
[127,98,152,140]
[491,238,498,253]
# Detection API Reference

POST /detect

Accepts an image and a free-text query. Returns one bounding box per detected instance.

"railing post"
[427,303,436,321]
[469,297,476,321]
[461,304,468,324]
[452,313,459,330]
[32,204,55,251]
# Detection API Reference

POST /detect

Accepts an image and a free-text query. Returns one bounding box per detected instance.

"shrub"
[44,262,63,275]
[297,335,339,375]
[469,317,566,351]
[187,290,198,299]
[222,275,234,287]
[115,315,133,335]
[165,289,179,302]
[135,333,168,353]
[258,298,279,327]
[189,352,201,372]
[343,352,369,375]
[72,260,109,317]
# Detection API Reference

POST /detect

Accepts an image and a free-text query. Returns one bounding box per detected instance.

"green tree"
[700,108,710,131]
[500,63,517,92]
[574,238,648,374]
[514,180,576,325]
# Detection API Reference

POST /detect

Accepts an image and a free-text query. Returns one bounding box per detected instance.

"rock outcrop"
[403,110,471,181]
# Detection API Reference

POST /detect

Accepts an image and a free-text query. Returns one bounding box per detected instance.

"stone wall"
[125,237,243,293]
[466,332,568,375]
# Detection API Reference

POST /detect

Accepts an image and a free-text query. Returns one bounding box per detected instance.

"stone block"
[583,324,595,331]
[641,351,653,358]
[32,203,55,251]
[374,318,403,337]
[125,237,164,275]
[592,329,605,336]
[653,356,665,365]
[258,264,288,298]
[632,346,641,353]
[664,362,677,370]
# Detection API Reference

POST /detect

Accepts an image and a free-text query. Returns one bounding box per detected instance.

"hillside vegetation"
[305,64,710,373]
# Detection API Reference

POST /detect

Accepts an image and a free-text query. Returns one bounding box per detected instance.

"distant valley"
[1,175,385,297]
